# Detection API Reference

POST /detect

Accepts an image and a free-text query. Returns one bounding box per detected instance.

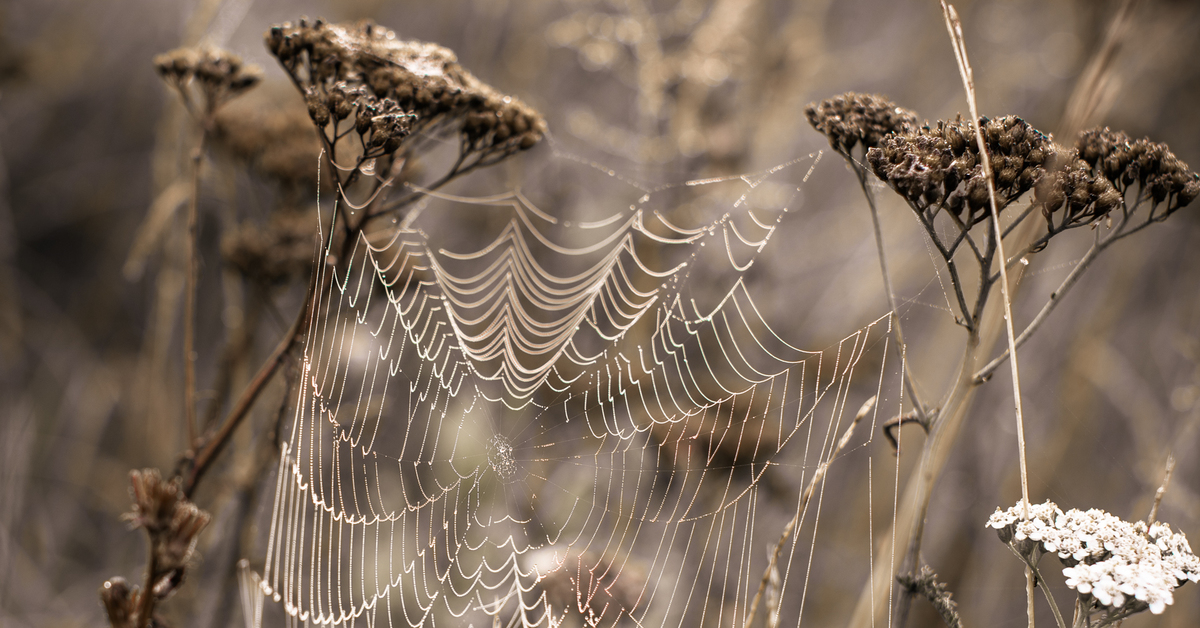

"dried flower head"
[223,212,320,286]
[1075,127,1199,215]
[805,92,918,155]
[264,18,546,164]
[868,115,1051,221]
[123,469,211,600]
[154,45,262,114]
[213,95,326,194]
[159,501,210,576]
[1034,151,1122,231]
[989,500,1200,620]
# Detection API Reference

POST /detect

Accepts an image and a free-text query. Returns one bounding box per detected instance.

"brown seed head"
[805,92,919,156]
[868,115,1051,220]
[265,19,546,161]
[1075,127,1200,213]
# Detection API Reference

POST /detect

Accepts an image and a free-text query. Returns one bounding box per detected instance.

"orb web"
[239,148,902,628]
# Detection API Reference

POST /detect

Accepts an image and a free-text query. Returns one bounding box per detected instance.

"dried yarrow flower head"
[1075,127,1200,215]
[868,115,1051,222]
[264,18,546,166]
[988,500,1200,622]
[805,92,919,156]
[154,45,262,114]
[1033,151,1122,232]
[212,94,325,195]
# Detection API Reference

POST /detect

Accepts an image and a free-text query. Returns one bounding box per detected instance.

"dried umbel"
[264,18,546,166]
[868,115,1051,222]
[154,45,262,114]
[1034,152,1122,232]
[804,92,918,156]
[1075,127,1199,215]
[989,500,1200,622]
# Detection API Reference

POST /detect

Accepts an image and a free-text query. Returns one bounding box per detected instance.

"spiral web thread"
[243,156,896,627]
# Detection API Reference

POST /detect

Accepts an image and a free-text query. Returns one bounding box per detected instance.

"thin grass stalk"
[938,0,1031,519]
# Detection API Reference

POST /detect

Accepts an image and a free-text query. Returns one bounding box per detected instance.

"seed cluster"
[804,92,918,155]
[989,500,1200,618]
[153,46,262,112]
[265,18,546,163]
[867,115,1051,221]
[1075,127,1200,213]
[1033,153,1122,231]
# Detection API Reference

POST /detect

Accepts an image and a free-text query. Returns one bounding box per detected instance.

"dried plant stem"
[853,166,927,423]
[183,125,208,449]
[939,0,1030,510]
[1024,559,1067,628]
[136,534,159,628]
[183,269,315,497]
[742,396,875,628]
[974,205,1143,383]
[1147,455,1176,526]
[941,5,1033,628]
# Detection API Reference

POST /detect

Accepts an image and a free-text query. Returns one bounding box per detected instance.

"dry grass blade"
[940,3,1035,626]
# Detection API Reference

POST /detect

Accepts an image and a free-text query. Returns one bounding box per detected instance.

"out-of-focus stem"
[183,120,209,450]
[136,535,159,628]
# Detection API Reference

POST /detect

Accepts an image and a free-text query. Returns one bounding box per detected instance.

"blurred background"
[2,0,1199,626]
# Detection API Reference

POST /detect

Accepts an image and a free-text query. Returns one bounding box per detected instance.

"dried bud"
[1034,151,1121,231]
[125,469,181,533]
[1075,127,1199,213]
[154,45,260,111]
[304,90,330,127]
[100,578,137,628]
[160,502,211,572]
[153,48,198,82]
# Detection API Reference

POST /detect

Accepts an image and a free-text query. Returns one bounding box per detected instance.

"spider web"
[240,151,900,628]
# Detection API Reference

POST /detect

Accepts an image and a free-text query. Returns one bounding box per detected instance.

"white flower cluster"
[987,500,1200,616]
